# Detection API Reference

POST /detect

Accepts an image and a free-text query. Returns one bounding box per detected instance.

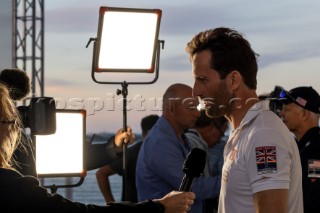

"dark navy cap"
[279,86,320,114]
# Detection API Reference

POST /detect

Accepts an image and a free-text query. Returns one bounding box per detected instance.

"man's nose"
[192,81,202,98]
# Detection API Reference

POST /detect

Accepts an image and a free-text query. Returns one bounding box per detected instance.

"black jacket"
[109,141,142,202]
[0,168,163,213]
[297,127,320,213]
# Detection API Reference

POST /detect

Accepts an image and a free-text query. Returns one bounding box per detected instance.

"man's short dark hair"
[141,114,159,134]
[185,27,259,89]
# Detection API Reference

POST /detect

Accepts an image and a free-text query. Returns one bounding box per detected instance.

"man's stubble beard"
[205,80,232,118]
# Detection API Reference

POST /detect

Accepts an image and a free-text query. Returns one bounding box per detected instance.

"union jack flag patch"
[255,146,277,175]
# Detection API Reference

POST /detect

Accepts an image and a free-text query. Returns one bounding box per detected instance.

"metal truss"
[13,0,44,97]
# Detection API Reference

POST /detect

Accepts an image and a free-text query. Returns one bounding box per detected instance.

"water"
[39,137,141,205]
[42,169,122,205]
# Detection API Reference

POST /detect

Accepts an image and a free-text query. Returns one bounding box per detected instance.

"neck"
[163,115,186,142]
[227,93,259,130]
[294,124,318,141]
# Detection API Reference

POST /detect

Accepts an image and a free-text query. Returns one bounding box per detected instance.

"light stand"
[87,6,163,201]
[43,178,85,194]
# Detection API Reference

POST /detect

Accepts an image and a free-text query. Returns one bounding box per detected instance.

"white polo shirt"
[218,100,303,213]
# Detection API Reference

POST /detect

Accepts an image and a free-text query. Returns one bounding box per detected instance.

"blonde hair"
[0,83,22,169]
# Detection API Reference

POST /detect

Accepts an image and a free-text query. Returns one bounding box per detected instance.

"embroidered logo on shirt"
[255,146,277,175]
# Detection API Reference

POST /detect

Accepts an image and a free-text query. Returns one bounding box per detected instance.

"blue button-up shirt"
[136,116,221,213]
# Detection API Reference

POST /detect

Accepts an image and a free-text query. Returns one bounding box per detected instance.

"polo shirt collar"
[231,100,268,135]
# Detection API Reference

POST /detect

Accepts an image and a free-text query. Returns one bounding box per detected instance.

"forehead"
[283,102,302,111]
[192,50,212,71]
[192,50,220,78]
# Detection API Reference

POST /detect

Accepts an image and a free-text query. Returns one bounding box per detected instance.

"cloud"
[41,0,320,133]
[257,56,320,95]
[46,78,76,87]
[45,4,99,33]
[160,54,190,72]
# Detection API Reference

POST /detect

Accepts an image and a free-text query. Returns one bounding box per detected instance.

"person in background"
[206,117,229,213]
[207,117,229,177]
[258,85,284,117]
[136,83,221,213]
[96,114,159,203]
[0,83,195,213]
[185,111,228,213]
[186,111,229,177]
[279,86,320,213]
[186,27,303,213]
[0,68,36,177]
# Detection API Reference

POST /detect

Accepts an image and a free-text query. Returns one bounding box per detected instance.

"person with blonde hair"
[0,83,195,213]
[0,83,22,169]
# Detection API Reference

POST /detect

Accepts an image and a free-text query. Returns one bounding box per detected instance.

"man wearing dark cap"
[279,86,320,213]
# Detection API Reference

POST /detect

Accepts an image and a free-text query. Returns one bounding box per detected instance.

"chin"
[205,108,225,118]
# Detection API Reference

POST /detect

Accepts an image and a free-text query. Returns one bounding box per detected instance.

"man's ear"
[301,108,310,121]
[168,101,175,114]
[226,70,241,91]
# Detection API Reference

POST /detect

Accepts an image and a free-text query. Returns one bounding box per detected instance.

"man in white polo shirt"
[186,27,303,213]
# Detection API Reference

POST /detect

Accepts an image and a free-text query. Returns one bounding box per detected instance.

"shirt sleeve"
[85,135,119,170]
[246,128,291,193]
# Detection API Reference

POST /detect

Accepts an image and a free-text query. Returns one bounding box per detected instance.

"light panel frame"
[93,6,162,73]
[35,109,86,178]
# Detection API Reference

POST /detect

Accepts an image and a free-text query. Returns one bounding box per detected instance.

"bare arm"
[253,189,288,213]
[96,165,116,203]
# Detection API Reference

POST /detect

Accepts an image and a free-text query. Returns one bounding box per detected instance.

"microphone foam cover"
[0,68,31,101]
[183,148,206,177]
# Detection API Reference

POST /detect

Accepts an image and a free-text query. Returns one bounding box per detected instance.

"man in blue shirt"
[96,114,159,203]
[136,83,221,213]
[186,112,229,213]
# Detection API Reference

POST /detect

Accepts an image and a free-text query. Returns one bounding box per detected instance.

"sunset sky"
[2,0,320,134]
